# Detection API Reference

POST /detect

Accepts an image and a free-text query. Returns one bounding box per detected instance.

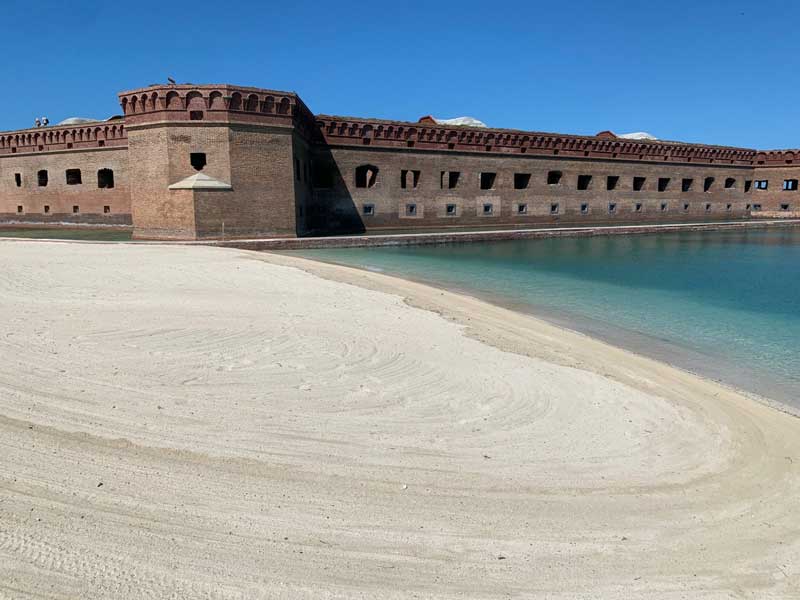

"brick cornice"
[0,120,127,156]
[117,84,317,140]
[313,115,758,166]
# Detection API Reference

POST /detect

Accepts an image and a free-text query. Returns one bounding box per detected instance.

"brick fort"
[1,82,798,239]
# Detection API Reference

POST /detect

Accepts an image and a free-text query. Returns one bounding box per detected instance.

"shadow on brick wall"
[304,147,365,236]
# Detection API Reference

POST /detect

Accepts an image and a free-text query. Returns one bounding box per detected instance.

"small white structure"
[168,173,232,190]
[619,131,659,141]
[427,116,488,128]
[56,117,100,126]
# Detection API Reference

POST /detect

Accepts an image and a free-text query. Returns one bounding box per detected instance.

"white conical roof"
[168,172,232,190]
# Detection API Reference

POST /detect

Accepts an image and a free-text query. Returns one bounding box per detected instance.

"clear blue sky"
[2,0,797,149]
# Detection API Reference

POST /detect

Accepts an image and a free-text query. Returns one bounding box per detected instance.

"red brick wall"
[0,147,130,224]
[125,122,301,239]
[748,166,800,214]
[126,123,232,239]
[307,146,755,233]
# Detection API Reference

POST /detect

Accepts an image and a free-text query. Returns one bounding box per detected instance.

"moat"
[0,227,132,241]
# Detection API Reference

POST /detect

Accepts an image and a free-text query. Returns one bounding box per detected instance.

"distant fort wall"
[0,83,798,239]
[0,121,130,225]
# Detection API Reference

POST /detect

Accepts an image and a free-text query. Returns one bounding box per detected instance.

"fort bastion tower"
[119,85,316,239]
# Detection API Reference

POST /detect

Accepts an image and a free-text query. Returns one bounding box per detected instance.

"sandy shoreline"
[285,251,800,417]
[1,241,799,598]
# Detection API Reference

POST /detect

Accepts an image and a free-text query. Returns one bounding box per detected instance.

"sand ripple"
[0,242,798,598]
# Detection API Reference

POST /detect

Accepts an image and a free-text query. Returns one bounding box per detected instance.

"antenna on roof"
[167,77,176,85]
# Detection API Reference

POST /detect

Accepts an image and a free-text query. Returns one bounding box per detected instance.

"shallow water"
[290,228,800,408]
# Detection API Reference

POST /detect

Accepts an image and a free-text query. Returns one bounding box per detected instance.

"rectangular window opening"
[606,175,619,191]
[633,176,646,191]
[514,173,531,190]
[482,203,493,215]
[781,203,790,211]
[480,172,496,190]
[577,174,592,190]
[103,206,111,214]
[190,153,207,172]
[661,202,668,212]
[703,177,714,192]
[754,180,768,190]
[608,203,617,214]
[634,202,643,212]
[682,178,693,192]
[72,205,79,214]
[446,203,457,216]
[405,203,417,216]
[658,177,670,192]
[580,202,589,214]
[550,203,559,215]
[97,169,114,189]
[782,179,798,191]
[517,203,528,214]
[43,205,50,213]
[37,170,48,187]
[441,171,460,189]
[16,205,23,213]
[65,169,82,185]
[14,173,21,187]
[547,170,562,185]
[744,180,753,193]
[362,203,375,216]
[724,177,736,189]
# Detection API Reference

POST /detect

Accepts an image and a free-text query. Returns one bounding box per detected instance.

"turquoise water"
[290,228,800,408]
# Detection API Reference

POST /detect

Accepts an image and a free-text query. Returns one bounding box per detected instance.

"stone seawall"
[200,219,800,251]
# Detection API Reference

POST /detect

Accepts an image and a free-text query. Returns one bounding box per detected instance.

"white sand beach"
[0,241,798,599]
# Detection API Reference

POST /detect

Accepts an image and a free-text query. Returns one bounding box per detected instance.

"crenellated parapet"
[753,149,800,167]
[314,116,759,166]
[117,84,317,138]
[0,120,127,156]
